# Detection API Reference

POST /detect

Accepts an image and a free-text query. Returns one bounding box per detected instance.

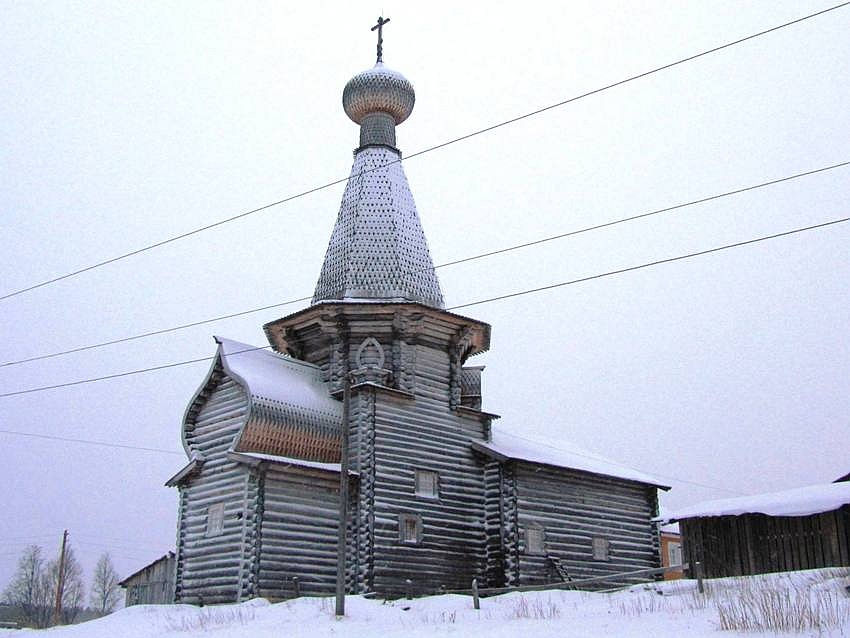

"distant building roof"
[118,552,175,587]
[472,428,670,489]
[662,482,850,522]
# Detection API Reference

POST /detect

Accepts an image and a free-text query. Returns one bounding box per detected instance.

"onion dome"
[342,63,415,149]
[343,63,415,125]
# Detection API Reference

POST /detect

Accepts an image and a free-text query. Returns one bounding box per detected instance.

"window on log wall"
[398,513,423,544]
[415,469,439,499]
[525,522,546,555]
[206,503,225,537]
[592,537,610,561]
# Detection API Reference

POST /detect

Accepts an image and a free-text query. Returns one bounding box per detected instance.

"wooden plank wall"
[682,506,850,578]
[511,463,659,588]
[123,555,176,606]
[175,373,250,604]
[364,343,490,595]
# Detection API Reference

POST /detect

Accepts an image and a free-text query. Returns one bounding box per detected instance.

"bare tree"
[47,545,84,625]
[1,545,52,628]
[90,553,121,615]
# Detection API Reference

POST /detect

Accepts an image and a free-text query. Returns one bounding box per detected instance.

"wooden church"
[166,27,668,603]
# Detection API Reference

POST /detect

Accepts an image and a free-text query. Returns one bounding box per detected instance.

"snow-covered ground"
[4,568,848,637]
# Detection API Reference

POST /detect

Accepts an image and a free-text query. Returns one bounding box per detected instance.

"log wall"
[254,466,356,599]
[509,462,660,588]
[483,461,506,587]
[175,372,251,604]
[359,342,490,595]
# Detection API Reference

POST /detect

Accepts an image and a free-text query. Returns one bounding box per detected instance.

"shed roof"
[662,482,850,522]
[118,552,175,587]
[472,428,670,489]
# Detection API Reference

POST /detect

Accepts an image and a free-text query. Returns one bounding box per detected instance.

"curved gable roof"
[215,336,340,420]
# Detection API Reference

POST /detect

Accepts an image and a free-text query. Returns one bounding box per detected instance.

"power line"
[1,296,311,368]
[0,428,184,456]
[3,160,846,368]
[1,215,846,400]
[73,532,169,548]
[0,343,268,398]
[503,431,745,495]
[72,539,160,555]
[446,217,848,312]
[1,2,846,303]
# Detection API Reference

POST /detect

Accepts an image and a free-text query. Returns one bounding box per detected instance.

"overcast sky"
[1,1,848,591]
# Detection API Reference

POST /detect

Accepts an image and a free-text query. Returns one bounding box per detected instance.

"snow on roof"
[474,428,669,489]
[230,451,358,476]
[662,482,850,522]
[215,337,341,418]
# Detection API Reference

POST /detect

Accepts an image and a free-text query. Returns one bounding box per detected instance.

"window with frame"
[525,522,546,555]
[398,513,422,544]
[415,469,439,498]
[592,537,610,561]
[667,541,682,566]
[206,503,225,537]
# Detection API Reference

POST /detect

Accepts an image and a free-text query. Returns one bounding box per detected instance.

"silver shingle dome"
[313,60,443,309]
[311,146,444,309]
[343,62,415,125]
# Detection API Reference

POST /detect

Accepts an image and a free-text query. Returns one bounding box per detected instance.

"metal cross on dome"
[371,16,390,63]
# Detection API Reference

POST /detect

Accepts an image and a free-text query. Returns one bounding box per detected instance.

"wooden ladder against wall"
[547,555,572,583]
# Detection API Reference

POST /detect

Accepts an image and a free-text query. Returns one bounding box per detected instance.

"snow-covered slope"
[5,568,848,638]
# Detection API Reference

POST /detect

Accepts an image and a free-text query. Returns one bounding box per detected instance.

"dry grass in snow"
[2,567,848,638]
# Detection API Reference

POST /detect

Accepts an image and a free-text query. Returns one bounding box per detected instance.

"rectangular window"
[592,537,610,561]
[525,523,545,555]
[206,503,225,537]
[398,513,422,544]
[415,469,439,498]
[667,541,682,566]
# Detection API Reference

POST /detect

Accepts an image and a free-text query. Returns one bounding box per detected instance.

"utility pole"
[52,530,68,626]
[335,374,351,617]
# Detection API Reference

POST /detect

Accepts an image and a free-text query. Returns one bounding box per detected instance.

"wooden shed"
[119,552,176,606]
[666,482,850,578]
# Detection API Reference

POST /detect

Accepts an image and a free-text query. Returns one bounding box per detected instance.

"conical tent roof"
[312,147,444,308]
